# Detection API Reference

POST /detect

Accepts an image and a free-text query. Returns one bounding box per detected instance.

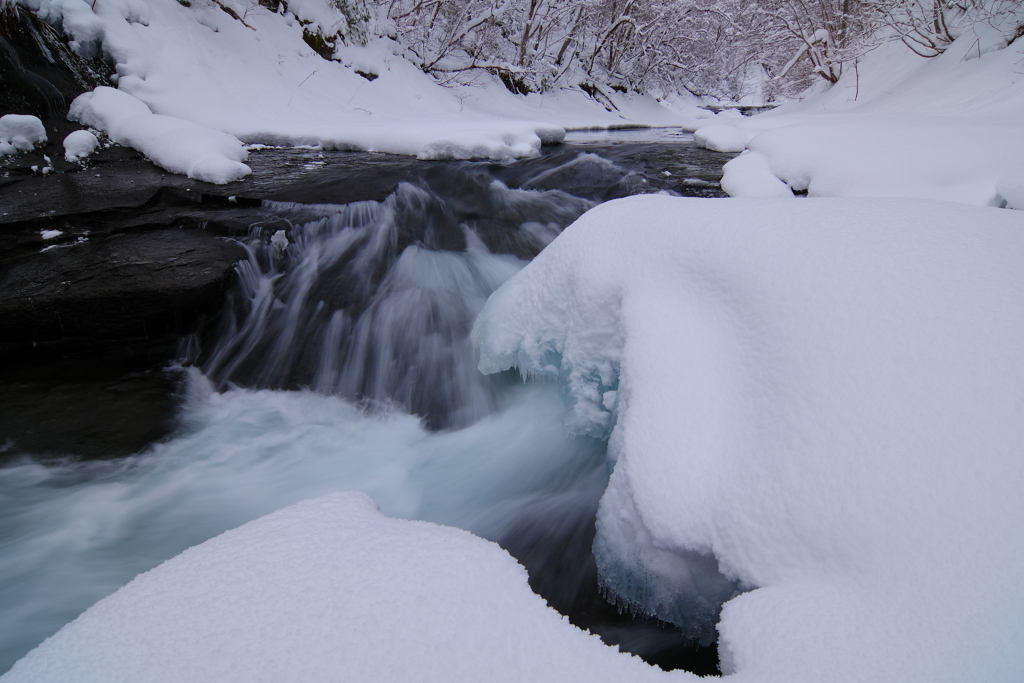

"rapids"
[0,130,733,675]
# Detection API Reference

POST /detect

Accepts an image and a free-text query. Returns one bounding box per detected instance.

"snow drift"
[474,195,1024,682]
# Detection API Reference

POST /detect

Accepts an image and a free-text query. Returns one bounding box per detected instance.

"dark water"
[0,130,734,675]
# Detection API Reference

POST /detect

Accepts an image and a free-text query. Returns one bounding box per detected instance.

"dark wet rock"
[0,228,246,355]
[0,351,183,461]
[0,3,110,120]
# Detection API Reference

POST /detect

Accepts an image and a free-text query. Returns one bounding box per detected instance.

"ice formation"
[0,114,46,155]
[1,492,671,683]
[474,195,1024,681]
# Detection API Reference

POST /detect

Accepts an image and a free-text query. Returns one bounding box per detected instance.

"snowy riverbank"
[694,35,1024,208]
[9,0,714,182]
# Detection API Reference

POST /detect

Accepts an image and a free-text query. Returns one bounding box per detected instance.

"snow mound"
[69,87,250,184]
[0,114,46,155]
[720,151,793,198]
[693,124,753,153]
[3,492,671,683]
[62,129,99,162]
[474,195,1024,682]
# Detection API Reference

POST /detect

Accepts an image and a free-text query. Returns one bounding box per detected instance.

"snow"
[62,129,99,162]
[1,491,672,683]
[692,124,754,153]
[473,194,1024,682]
[0,114,46,155]
[14,0,710,179]
[997,170,1024,210]
[697,35,1024,207]
[719,152,793,198]
[68,86,251,184]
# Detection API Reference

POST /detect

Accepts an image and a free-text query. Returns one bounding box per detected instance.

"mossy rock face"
[355,69,377,81]
[302,27,340,61]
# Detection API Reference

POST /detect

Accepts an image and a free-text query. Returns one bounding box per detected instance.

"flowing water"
[0,130,733,675]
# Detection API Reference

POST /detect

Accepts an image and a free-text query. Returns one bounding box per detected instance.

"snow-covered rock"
[69,87,251,184]
[474,195,1024,682]
[693,124,752,153]
[62,129,100,162]
[1,492,671,683]
[0,114,46,155]
[720,151,793,198]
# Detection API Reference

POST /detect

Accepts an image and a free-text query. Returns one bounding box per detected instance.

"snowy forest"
[323,0,1024,99]
[1,0,1023,681]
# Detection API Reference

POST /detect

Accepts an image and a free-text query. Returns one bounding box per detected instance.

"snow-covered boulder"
[474,195,1024,682]
[2,492,671,683]
[69,87,250,184]
[693,124,752,153]
[720,151,793,198]
[62,129,100,163]
[0,114,46,155]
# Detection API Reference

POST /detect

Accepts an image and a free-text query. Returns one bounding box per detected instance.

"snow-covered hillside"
[10,0,708,182]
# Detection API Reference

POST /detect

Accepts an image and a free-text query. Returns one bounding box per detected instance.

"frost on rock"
[474,195,1024,682]
[69,87,251,184]
[63,129,100,163]
[2,492,672,683]
[0,114,46,156]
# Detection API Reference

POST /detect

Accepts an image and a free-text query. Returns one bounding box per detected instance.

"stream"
[0,129,734,675]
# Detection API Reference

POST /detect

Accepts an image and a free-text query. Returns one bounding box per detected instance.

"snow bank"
[0,114,46,155]
[62,129,99,162]
[474,195,1024,682]
[727,117,1024,205]
[706,36,1024,206]
[13,0,705,175]
[69,87,250,184]
[2,492,672,683]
